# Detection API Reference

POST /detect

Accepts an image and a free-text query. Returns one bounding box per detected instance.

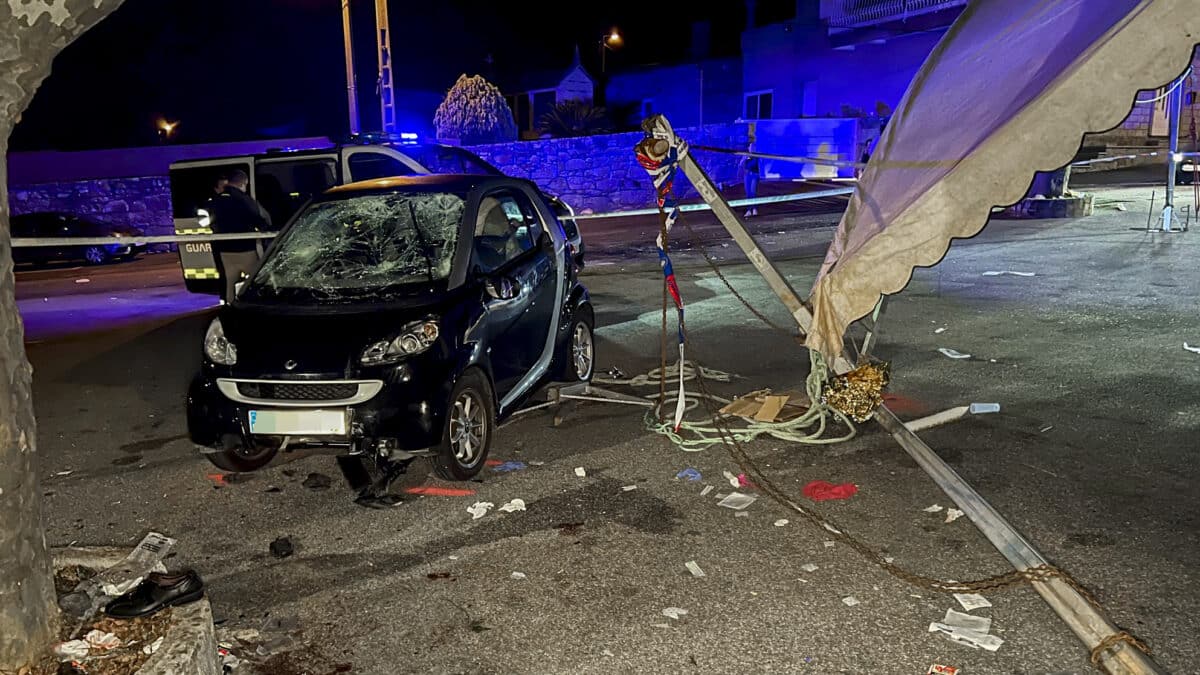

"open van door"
[170,157,254,295]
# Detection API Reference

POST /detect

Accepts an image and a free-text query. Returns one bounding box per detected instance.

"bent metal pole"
[645,114,1162,674]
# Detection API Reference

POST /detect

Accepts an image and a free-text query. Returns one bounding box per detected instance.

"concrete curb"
[52,546,220,675]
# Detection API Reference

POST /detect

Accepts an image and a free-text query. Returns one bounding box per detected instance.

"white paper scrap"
[945,508,965,523]
[800,563,819,573]
[1185,343,1200,354]
[685,561,706,578]
[929,622,1004,652]
[574,467,587,477]
[510,572,527,580]
[716,492,757,510]
[953,593,992,611]
[700,485,714,497]
[722,470,740,487]
[773,519,789,527]
[938,348,971,359]
[466,501,494,520]
[842,596,860,607]
[982,270,1035,277]
[662,607,689,620]
[923,504,944,513]
[55,640,90,661]
[498,499,526,513]
[621,485,638,492]
[943,608,992,633]
[142,636,165,655]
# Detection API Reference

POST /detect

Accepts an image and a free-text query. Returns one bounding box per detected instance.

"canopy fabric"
[807,0,1200,363]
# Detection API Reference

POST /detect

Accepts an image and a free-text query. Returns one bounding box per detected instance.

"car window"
[248,190,465,303]
[408,145,502,176]
[473,190,542,274]
[169,162,250,219]
[255,158,338,228]
[347,152,417,181]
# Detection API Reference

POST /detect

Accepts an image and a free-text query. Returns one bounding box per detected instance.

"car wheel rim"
[85,247,105,264]
[450,390,486,465]
[572,323,593,380]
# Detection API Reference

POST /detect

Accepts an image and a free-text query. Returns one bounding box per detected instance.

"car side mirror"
[485,275,519,301]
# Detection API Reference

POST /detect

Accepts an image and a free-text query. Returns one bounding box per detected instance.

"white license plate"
[249,409,347,435]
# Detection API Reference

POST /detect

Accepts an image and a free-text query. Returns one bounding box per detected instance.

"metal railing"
[824,0,966,29]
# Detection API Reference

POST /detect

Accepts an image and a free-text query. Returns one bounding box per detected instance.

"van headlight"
[360,320,439,365]
[204,318,238,365]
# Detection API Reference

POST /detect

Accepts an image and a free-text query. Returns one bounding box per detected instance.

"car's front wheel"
[204,436,278,473]
[433,369,495,481]
[83,245,110,265]
[559,309,595,382]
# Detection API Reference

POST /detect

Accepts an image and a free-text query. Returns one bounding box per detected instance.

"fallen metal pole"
[662,116,1162,674]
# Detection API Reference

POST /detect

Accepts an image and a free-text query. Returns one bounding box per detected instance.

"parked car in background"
[186,175,595,482]
[11,212,146,266]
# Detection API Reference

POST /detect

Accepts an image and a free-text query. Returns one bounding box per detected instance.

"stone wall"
[9,177,175,251]
[468,123,751,213]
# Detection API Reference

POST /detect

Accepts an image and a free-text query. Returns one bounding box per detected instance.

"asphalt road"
[20,193,1200,673]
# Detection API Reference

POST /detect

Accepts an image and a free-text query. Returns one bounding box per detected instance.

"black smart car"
[187,175,594,481]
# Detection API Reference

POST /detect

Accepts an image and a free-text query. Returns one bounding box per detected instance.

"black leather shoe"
[104,570,205,619]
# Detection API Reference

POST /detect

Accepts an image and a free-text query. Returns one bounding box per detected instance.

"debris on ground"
[943,608,991,633]
[528,460,546,466]
[404,486,476,497]
[716,492,757,510]
[969,402,1001,414]
[1185,342,1200,354]
[923,504,944,513]
[720,389,810,422]
[800,563,819,573]
[981,270,1035,277]
[953,593,992,611]
[675,467,702,481]
[466,501,494,520]
[574,467,587,477]
[1040,425,1054,433]
[491,461,527,473]
[84,630,120,651]
[842,596,860,607]
[945,508,965,523]
[927,665,960,675]
[684,561,705,578]
[426,572,453,581]
[301,472,332,490]
[269,537,295,559]
[774,519,789,527]
[934,327,947,334]
[142,636,165,655]
[498,498,526,513]
[55,640,90,661]
[823,541,835,548]
[54,470,74,477]
[621,485,638,492]
[824,362,890,423]
[928,622,1003,652]
[218,645,241,671]
[510,572,527,580]
[736,473,754,488]
[802,480,858,501]
[75,278,91,284]
[699,485,714,497]
[938,348,971,359]
[661,607,688,620]
[722,470,740,488]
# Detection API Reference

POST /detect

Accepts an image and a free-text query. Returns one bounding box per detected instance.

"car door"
[471,188,556,399]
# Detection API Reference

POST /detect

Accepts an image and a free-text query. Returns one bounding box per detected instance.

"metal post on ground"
[1159,74,1184,232]
[647,113,1164,674]
[340,0,360,136]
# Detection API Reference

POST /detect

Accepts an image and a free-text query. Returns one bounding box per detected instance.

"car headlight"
[204,318,238,365]
[360,320,439,366]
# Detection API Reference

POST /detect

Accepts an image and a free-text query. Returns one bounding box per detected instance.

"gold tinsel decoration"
[823,361,891,423]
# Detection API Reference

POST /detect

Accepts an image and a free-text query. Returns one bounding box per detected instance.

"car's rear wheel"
[433,369,494,481]
[84,245,110,265]
[204,436,277,472]
[559,308,595,382]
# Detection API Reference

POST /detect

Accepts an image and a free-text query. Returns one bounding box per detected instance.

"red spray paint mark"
[882,392,929,416]
[206,473,229,487]
[484,459,504,467]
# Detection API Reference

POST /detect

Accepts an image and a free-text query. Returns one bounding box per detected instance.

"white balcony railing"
[823,0,967,29]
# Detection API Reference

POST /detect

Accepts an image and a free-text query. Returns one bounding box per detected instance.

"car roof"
[168,142,464,167]
[323,174,524,198]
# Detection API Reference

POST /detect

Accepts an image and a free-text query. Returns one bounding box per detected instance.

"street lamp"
[157,118,178,143]
[599,28,622,74]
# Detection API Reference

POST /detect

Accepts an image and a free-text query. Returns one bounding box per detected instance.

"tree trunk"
[0,1,124,668]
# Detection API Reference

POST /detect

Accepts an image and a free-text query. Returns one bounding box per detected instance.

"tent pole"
[669,119,1163,674]
[1162,74,1184,232]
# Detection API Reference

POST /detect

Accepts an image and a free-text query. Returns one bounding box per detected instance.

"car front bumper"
[187,364,452,456]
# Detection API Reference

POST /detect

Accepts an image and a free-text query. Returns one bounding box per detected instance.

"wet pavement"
[21,191,1200,673]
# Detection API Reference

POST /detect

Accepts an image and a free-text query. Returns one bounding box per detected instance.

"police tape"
[9,188,855,247]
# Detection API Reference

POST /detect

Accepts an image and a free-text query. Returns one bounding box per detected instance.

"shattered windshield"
[248,191,464,302]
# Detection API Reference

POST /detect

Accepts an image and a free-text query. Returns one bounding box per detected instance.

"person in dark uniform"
[208,169,271,302]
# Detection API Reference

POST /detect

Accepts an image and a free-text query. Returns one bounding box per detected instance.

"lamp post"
[599,28,622,74]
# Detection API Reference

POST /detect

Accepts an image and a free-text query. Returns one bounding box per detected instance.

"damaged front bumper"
[186,365,451,458]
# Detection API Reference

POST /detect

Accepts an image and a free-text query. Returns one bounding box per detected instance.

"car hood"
[222,293,461,378]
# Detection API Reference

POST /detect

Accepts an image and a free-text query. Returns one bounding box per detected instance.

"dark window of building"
[744,91,774,120]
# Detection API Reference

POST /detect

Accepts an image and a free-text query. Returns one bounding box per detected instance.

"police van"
[169,138,583,295]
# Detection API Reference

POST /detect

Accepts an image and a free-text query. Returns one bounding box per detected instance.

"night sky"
[10,0,758,152]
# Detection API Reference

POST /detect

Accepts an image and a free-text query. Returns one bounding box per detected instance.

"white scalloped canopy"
[807,0,1200,362]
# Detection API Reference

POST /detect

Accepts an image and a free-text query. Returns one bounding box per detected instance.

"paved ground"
[19,187,1200,673]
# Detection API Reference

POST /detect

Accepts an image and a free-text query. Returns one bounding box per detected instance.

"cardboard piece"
[720,389,811,423]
